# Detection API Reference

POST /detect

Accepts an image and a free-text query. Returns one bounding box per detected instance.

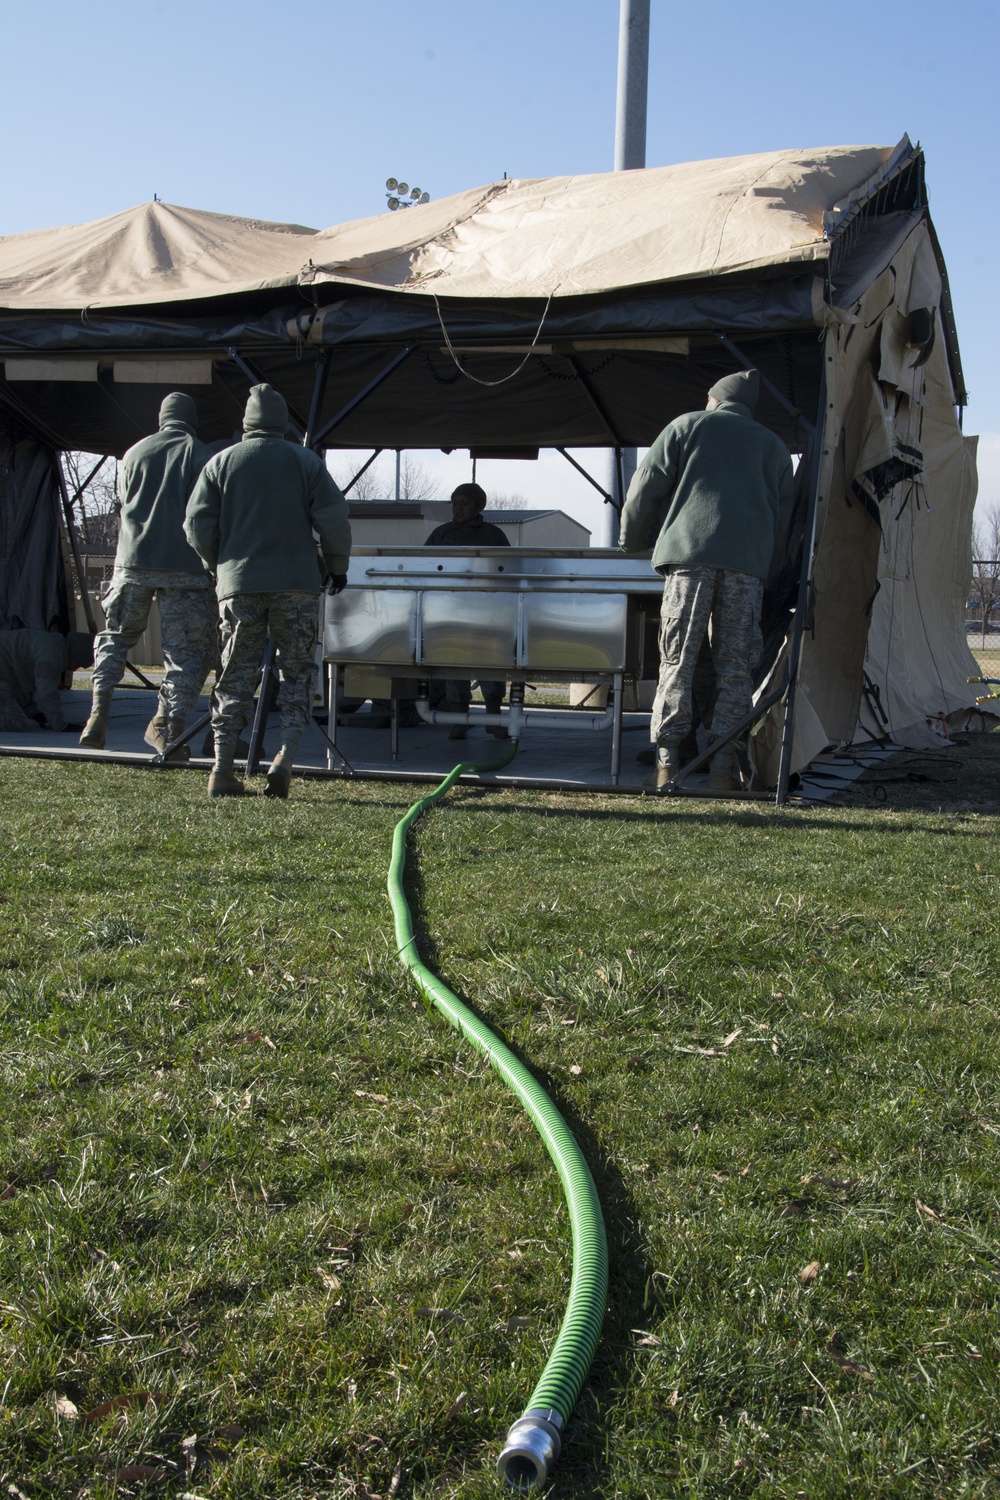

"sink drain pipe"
[412,681,616,738]
[387,740,608,1489]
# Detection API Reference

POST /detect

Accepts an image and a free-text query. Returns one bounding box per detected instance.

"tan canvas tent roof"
[0,144,897,310]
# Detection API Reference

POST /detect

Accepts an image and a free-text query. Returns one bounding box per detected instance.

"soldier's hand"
[324,573,349,595]
[61,721,84,733]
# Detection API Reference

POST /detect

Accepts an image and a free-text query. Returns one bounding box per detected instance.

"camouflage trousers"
[213,592,319,767]
[92,575,217,719]
[650,567,763,749]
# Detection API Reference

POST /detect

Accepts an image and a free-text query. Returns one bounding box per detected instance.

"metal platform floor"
[0,687,900,801]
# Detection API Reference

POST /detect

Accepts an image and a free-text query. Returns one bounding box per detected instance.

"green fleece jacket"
[619,401,794,581]
[115,393,211,575]
[184,389,351,598]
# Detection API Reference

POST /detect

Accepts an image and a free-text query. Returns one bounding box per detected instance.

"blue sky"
[2,0,997,532]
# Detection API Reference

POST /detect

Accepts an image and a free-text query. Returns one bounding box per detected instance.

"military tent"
[0,136,981,792]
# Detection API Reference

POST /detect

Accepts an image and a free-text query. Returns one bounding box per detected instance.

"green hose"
[387,743,608,1490]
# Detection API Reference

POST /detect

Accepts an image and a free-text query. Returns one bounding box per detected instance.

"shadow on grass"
[433,794,1000,839]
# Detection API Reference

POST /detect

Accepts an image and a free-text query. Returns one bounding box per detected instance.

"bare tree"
[62,452,119,546]
[330,457,384,500]
[971,501,1000,647]
[330,452,440,502]
[396,454,440,501]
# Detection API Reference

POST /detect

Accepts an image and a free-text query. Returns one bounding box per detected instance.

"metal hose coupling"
[497,1409,564,1490]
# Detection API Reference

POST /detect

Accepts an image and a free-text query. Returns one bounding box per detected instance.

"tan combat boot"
[643,746,679,793]
[264,747,292,800]
[163,718,191,763]
[143,707,170,752]
[79,691,112,748]
[708,748,744,795]
[207,769,245,798]
[146,709,191,762]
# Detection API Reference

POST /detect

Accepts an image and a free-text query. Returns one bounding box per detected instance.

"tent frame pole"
[224,347,309,439]
[566,355,625,454]
[341,449,384,495]
[68,455,109,531]
[613,446,626,518]
[55,457,96,633]
[304,354,331,451]
[56,457,159,691]
[774,365,828,804]
[555,447,615,507]
[310,345,416,450]
[714,333,814,436]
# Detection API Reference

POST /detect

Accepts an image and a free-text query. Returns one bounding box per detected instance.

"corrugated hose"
[386,741,608,1489]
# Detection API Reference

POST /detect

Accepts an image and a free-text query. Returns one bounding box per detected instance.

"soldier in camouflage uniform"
[185,383,351,800]
[620,370,793,793]
[80,392,214,758]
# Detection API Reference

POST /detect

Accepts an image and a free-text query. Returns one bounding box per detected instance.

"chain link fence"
[967,553,1000,709]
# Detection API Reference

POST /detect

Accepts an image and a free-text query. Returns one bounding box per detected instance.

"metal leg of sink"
[326,663,339,771]
[611,671,623,785]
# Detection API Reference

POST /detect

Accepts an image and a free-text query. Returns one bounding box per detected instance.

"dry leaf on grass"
[52,1393,79,1421]
[212,1423,245,1442]
[414,1307,467,1325]
[631,1330,662,1347]
[233,1031,277,1050]
[828,1350,874,1381]
[316,1267,342,1292]
[83,1391,163,1425]
[114,1466,170,1486]
[916,1198,942,1220]
[354,1090,389,1104]
[722,1029,743,1046]
[506,1316,533,1333]
[442,1392,467,1423]
[779,1199,812,1218]
[798,1261,821,1285]
[569,1064,583,1076]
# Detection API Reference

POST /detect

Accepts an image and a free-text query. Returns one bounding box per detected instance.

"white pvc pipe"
[412,697,615,737]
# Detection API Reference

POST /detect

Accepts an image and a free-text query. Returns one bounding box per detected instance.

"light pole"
[385,178,430,211]
[384,179,430,498]
[601,0,650,547]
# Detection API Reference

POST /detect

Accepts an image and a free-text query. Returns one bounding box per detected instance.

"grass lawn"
[1,735,999,1498]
